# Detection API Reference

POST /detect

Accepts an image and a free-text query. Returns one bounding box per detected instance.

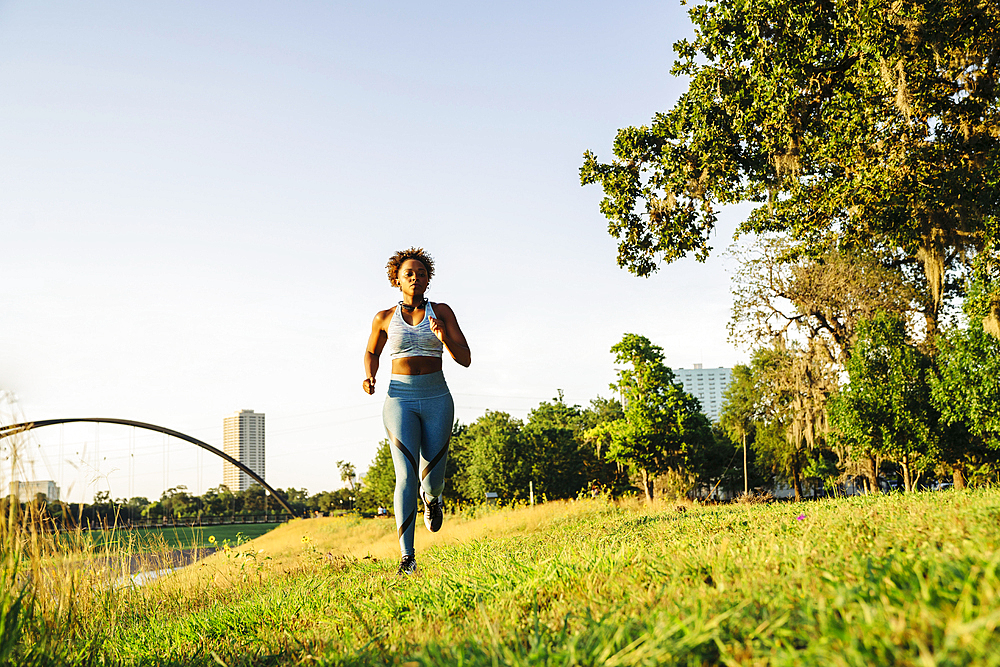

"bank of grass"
[7,488,1000,665]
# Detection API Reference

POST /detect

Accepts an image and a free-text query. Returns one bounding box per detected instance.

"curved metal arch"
[0,418,295,516]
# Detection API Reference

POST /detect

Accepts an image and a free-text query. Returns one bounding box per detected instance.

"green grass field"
[8,489,1000,666]
[76,522,284,551]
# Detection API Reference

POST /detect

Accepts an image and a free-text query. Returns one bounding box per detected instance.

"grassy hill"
[12,489,1000,666]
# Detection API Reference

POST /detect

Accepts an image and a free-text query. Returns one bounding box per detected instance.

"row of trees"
[8,483,361,529]
[358,335,748,508]
[7,360,739,528]
[721,310,1000,501]
[360,391,632,508]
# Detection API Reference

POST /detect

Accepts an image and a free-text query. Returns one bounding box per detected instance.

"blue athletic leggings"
[382,372,454,557]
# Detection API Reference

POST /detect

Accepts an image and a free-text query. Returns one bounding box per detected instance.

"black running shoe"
[397,555,417,576]
[422,490,444,532]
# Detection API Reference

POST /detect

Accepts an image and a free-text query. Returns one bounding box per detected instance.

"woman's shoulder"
[373,305,397,326]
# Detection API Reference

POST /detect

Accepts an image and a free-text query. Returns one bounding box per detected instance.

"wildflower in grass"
[796,514,806,521]
[208,535,216,545]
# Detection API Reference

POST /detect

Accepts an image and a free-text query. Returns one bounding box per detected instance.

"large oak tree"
[582,0,1000,336]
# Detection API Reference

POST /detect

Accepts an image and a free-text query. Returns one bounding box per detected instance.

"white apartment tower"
[223,409,265,492]
[674,364,733,423]
[9,480,60,503]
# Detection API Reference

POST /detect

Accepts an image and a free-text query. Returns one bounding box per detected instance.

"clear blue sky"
[0,1,748,503]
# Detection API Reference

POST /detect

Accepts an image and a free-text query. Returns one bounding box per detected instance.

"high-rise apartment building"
[222,409,265,492]
[674,364,733,423]
[9,480,60,503]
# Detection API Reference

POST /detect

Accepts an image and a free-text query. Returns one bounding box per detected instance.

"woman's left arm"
[429,303,471,367]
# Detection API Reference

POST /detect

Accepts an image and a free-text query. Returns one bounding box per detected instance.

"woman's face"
[397,259,429,296]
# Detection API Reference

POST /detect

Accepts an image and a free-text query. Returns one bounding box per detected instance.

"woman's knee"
[421,477,445,497]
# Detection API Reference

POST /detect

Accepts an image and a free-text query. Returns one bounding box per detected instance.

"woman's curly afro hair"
[386,247,435,288]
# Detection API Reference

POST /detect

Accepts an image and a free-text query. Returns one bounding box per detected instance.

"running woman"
[363,248,471,575]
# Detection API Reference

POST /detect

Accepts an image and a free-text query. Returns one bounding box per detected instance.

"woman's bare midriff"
[391,356,443,375]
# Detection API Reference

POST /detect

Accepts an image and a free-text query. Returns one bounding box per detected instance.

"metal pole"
[529,481,534,506]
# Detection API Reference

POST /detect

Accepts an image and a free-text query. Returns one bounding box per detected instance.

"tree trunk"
[864,455,880,495]
[742,433,748,495]
[922,307,939,342]
[900,454,912,493]
[792,465,803,502]
[642,469,654,502]
[953,464,967,490]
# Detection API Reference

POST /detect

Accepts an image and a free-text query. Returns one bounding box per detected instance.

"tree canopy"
[582,0,1000,333]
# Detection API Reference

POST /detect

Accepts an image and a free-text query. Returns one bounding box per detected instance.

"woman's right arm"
[363,311,389,395]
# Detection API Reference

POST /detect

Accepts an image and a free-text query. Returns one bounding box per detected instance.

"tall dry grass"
[0,422,206,665]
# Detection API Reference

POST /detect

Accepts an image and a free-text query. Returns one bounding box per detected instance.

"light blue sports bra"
[385,301,444,359]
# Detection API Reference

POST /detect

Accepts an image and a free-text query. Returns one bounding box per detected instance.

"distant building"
[10,480,60,503]
[223,409,265,492]
[674,364,733,423]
